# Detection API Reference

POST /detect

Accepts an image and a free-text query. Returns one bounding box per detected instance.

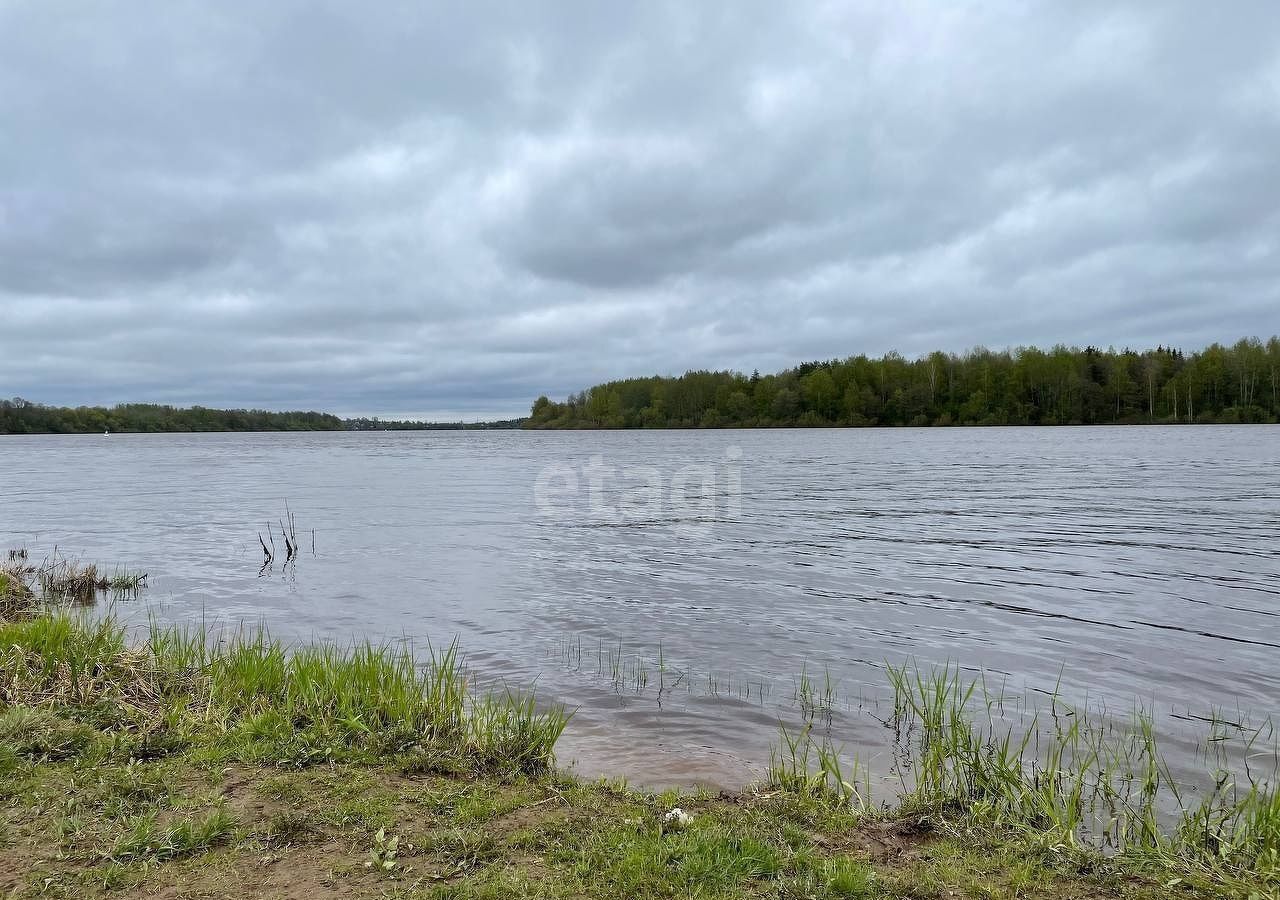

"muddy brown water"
[2,426,1277,791]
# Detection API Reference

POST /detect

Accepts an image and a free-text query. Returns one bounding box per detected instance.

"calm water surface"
[2,427,1277,788]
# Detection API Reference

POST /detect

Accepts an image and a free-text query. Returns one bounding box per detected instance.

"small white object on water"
[663,808,693,829]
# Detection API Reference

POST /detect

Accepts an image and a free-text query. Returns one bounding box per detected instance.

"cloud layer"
[2,1,1278,417]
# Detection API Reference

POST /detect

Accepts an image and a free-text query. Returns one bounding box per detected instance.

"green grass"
[768,661,1279,897]
[0,692,1237,899]
[0,561,1273,898]
[1,610,570,775]
[109,806,237,862]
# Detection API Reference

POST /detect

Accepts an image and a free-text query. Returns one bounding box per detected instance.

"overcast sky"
[2,2,1278,419]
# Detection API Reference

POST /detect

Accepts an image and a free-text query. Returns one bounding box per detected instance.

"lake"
[2,426,1277,790]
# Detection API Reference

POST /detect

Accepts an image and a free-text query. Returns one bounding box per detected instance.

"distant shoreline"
[526,336,1280,429]
[0,399,526,434]
[4,419,1279,436]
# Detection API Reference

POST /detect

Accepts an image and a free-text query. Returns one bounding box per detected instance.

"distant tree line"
[526,337,1280,429]
[0,400,345,434]
[344,417,526,431]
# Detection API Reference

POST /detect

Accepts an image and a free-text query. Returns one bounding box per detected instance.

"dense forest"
[0,400,344,434]
[526,337,1280,429]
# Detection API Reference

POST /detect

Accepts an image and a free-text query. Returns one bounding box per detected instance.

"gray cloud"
[1,0,1278,418]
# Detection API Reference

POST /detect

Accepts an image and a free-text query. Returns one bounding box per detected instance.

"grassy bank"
[1,563,1274,898]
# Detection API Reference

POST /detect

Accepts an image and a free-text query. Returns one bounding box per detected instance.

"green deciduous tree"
[522,336,1280,429]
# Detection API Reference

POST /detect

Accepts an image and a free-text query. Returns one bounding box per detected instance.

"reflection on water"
[1,426,1277,789]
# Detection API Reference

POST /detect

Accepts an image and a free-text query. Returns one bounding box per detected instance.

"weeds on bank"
[2,612,570,775]
[769,660,1280,895]
[2,559,570,779]
[0,597,575,895]
[769,722,872,811]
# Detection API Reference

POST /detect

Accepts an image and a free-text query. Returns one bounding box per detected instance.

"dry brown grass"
[0,643,197,716]
[1,550,148,619]
[37,558,147,602]
[1,553,37,619]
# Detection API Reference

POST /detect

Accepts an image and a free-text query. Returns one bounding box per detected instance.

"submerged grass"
[3,550,147,616]
[553,635,776,703]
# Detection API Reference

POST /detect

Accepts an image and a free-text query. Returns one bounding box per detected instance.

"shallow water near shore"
[2,426,1277,790]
